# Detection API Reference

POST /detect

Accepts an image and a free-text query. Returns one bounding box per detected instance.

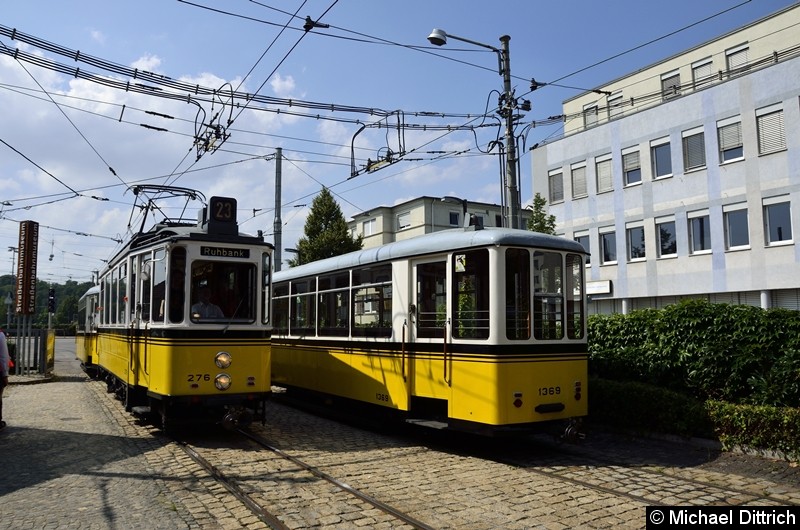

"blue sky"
[1,0,796,282]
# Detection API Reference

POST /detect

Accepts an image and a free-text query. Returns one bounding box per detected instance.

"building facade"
[348,196,532,249]
[531,4,800,314]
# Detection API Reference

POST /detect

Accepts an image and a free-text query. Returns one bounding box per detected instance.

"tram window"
[565,253,585,339]
[167,249,186,323]
[138,256,151,322]
[506,248,531,340]
[150,249,167,322]
[416,261,446,339]
[273,284,289,334]
[318,290,350,336]
[111,268,119,325]
[190,260,256,322]
[452,250,490,340]
[289,279,315,333]
[119,263,128,324]
[353,283,391,337]
[534,251,564,340]
[262,252,271,325]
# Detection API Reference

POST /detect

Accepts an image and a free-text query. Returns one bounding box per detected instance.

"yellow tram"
[272,225,588,437]
[76,187,273,429]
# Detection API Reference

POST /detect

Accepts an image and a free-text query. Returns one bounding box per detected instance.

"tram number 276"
[188,374,212,382]
[538,386,561,396]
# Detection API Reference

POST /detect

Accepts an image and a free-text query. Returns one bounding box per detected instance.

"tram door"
[408,259,451,421]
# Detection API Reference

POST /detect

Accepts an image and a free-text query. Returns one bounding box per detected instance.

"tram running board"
[131,406,152,416]
[406,419,448,429]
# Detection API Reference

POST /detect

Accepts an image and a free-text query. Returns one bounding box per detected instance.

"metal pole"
[500,35,520,229]
[273,148,283,272]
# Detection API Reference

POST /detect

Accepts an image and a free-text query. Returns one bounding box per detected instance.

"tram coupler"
[560,419,586,443]
[221,406,254,430]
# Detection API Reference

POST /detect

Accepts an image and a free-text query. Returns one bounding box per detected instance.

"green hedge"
[588,300,800,459]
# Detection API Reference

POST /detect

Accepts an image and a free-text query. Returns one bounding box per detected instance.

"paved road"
[1,337,798,529]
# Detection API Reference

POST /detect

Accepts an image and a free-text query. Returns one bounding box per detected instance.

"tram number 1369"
[537,386,561,396]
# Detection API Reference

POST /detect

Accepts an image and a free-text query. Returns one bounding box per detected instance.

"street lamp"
[427,28,521,229]
[284,248,301,267]
[8,246,17,276]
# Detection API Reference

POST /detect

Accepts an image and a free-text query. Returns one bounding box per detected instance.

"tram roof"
[275,228,587,281]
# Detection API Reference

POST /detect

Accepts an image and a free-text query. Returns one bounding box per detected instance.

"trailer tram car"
[272,225,588,437]
[76,186,273,429]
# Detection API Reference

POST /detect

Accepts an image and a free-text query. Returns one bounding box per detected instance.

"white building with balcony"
[531,4,800,313]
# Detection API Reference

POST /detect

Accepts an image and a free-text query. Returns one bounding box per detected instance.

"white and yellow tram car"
[272,226,588,436]
[80,190,273,428]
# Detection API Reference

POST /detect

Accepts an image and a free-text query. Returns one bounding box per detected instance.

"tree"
[526,192,557,235]
[291,188,363,266]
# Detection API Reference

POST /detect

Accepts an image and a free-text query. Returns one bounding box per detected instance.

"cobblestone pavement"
[1,338,798,529]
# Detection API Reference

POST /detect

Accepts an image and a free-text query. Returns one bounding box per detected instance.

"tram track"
[172,425,434,530]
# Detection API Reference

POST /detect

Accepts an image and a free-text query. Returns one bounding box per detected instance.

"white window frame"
[756,104,786,155]
[574,230,590,266]
[763,196,793,246]
[362,218,376,236]
[583,103,598,128]
[691,58,713,89]
[682,126,706,172]
[726,43,749,72]
[595,154,613,194]
[571,162,587,199]
[717,115,743,163]
[622,146,641,186]
[548,169,564,203]
[651,137,673,179]
[655,215,677,258]
[688,209,712,255]
[722,203,749,251]
[661,70,681,100]
[599,227,617,265]
[608,91,623,119]
[625,221,646,262]
[397,211,411,231]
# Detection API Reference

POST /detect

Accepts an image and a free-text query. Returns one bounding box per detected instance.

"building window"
[574,231,590,265]
[688,212,711,254]
[661,71,680,100]
[718,117,743,162]
[583,104,598,128]
[656,218,677,258]
[595,156,612,193]
[608,91,623,119]
[756,105,786,155]
[651,138,672,179]
[548,169,563,203]
[622,149,641,186]
[682,127,706,171]
[449,211,460,226]
[726,44,748,73]
[691,58,713,89]
[600,228,617,265]
[397,211,411,231]
[763,198,792,245]
[626,224,645,261]
[723,204,749,250]
[362,218,376,236]
[571,163,587,198]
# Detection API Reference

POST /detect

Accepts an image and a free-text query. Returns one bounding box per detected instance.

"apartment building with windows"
[531,4,800,313]
[348,196,531,249]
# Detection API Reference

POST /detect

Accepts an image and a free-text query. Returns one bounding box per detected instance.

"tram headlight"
[215,373,232,391]
[215,351,232,369]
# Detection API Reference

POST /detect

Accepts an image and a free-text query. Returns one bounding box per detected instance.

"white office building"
[531,3,800,313]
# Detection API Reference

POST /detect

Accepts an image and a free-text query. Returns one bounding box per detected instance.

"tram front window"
[190,260,256,322]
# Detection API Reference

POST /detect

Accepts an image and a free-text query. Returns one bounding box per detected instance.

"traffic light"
[47,288,55,313]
